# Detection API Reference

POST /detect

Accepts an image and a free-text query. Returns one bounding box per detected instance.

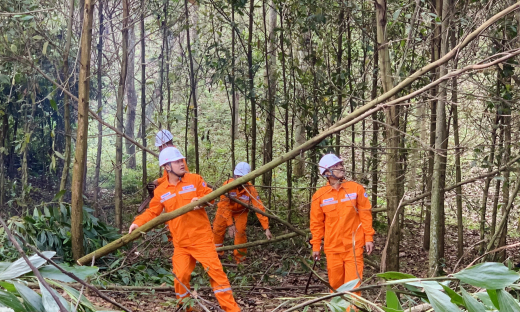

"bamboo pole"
[216,232,299,251]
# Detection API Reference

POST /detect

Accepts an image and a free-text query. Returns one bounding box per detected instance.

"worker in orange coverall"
[310,153,375,303]
[129,147,240,312]
[213,162,272,263]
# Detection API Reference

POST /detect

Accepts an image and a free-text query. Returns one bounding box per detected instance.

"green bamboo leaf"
[496,289,520,312]
[12,282,44,312]
[0,289,26,312]
[38,281,71,312]
[454,262,520,289]
[0,252,56,280]
[39,264,98,283]
[386,288,402,310]
[440,284,464,306]
[377,272,416,281]
[423,285,462,312]
[337,279,359,292]
[461,288,486,312]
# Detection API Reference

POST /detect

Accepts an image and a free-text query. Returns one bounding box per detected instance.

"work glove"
[146,183,156,197]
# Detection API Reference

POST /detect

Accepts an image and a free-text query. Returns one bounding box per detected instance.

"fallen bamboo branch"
[78,3,520,265]
[216,232,299,251]
[227,196,307,237]
[25,283,325,292]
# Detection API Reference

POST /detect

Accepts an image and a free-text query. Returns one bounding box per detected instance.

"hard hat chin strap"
[326,168,345,182]
[166,162,184,181]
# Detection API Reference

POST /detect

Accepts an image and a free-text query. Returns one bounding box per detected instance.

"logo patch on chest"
[161,192,171,199]
[179,184,196,194]
[239,195,250,200]
[320,197,338,207]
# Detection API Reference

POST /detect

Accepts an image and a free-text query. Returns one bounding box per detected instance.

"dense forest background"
[3,0,520,310]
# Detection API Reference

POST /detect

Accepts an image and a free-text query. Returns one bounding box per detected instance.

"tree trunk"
[93,0,104,217]
[247,0,257,180]
[231,5,236,170]
[71,0,94,260]
[423,0,441,252]
[140,0,147,200]
[59,0,74,194]
[185,0,199,173]
[375,0,400,272]
[371,34,379,214]
[262,0,277,188]
[450,23,463,258]
[115,0,130,232]
[125,24,137,169]
[429,0,449,277]
[335,3,345,156]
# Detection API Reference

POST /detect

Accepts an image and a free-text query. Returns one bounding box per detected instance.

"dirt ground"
[81,218,520,311]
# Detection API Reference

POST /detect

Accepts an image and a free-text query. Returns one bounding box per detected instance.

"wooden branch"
[22,242,132,312]
[299,257,334,292]
[0,216,68,312]
[78,4,520,265]
[372,154,520,213]
[25,283,325,292]
[27,63,158,157]
[330,1,520,131]
[216,232,299,251]
[227,196,307,237]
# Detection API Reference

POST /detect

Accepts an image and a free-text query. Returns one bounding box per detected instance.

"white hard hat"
[159,147,185,166]
[155,129,174,147]
[234,162,251,176]
[318,154,343,175]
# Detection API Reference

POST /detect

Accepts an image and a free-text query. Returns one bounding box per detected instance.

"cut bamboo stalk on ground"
[216,232,299,251]
[227,196,307,237]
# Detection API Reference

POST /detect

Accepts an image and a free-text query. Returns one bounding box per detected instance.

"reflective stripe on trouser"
[326,245,364,310]
[172,242,241,312]
[213,211,248,262]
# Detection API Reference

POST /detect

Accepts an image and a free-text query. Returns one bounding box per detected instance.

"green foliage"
[0,252,100,311]
[377,263,520,312]
[0,205,120,263]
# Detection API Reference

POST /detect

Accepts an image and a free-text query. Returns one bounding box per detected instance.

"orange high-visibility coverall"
[212,179,269,262]
[134,173,240,312]
[310,181,374,297]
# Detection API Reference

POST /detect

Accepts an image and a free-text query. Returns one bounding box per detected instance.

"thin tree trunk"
[115,0,130,232]
[0,114,8,207]
[157,1,167,129]
[140,0,147,200]
[375,0,400,272]
[347,9,355,179]
[71,0,94,260]
[231,4,236,170]
[247,0,256,182]
[450,18,463,258]
[429,0,450,277]
[371,34,379,215]
[93,0,104,217]
[185,0,199,173]
[125,24,137,169]
[280,11,293,221]
[262,0,277,188]
[59,0,74,193]
[423,0,441,252]
[335,2,345,156]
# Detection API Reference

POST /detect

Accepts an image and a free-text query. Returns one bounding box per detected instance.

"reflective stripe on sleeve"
[214,287,232,294]
[176,291,189,298]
